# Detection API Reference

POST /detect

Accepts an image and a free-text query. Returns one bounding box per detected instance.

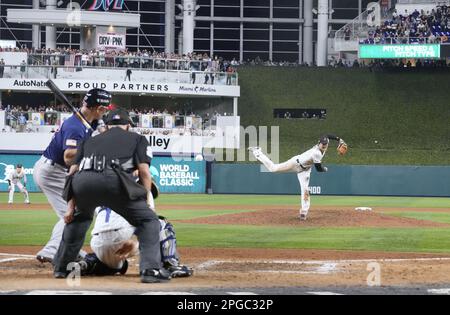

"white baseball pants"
[8,181,29,203]
[90,227,136,270]
[256,150,312,215]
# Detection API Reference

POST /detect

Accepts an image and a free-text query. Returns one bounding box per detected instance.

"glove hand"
[337,141,348,156]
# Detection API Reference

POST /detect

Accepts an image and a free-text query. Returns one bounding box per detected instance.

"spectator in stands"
[20,60,26,78]
[125,68,132,81]
[344,27,351,41]
[0,59,5,78]
[17,113,27,133]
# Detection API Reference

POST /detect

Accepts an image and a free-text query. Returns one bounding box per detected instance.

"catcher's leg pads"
[160,220,180,267]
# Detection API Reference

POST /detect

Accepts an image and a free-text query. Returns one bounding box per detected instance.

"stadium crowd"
[361,5,450,44]
[0,46,240,73]
[0,102,227,134]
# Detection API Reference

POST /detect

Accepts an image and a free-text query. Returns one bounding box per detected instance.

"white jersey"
[92,207,134,235]
[8,169,27,185]
[91,207,165,235]
[296,145,325,170]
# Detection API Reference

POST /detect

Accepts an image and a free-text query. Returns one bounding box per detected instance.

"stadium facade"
[0,0,375,63]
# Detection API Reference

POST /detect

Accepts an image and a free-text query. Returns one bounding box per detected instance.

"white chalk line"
[0,258,33,263]
[307,291,344,296]
[428,288,450,295]
[195,257,450,267]
[0,253,35,258]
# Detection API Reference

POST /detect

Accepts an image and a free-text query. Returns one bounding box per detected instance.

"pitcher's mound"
[182,208,448,228]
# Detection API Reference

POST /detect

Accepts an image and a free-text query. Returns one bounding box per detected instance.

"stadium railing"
[0,65,238,86]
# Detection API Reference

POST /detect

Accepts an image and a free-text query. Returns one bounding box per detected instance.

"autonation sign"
[359,44,441,59]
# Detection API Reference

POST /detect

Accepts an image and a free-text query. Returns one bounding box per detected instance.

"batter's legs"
[33,158,85,261]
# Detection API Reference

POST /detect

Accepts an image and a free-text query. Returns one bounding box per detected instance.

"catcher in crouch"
[249,135,347,221]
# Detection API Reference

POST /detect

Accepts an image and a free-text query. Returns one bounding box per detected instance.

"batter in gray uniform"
[33,89,111,263]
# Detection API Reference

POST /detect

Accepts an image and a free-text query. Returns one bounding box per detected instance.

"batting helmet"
[83,89,112,108]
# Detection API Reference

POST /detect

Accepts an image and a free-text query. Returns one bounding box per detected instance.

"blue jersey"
[43,114,95,167]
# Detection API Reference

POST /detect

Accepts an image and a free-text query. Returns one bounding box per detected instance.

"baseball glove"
[151,181,160,199]
[337,140,348,156]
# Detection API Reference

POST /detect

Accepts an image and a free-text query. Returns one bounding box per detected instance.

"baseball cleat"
[299,214,307,221]
[140,268,171,283]
[8,201,13,204]
[53,271,68,279]
[25,200,30,204]
[36,255,53,264]
[167,265,194,278]
[248,147,262,158]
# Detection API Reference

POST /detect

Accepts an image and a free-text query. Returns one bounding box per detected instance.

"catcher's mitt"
[151,181,160,199]
[337,140,348,156]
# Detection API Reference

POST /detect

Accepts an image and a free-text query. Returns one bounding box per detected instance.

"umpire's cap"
[83,88,112,108]
[105,108,135,127]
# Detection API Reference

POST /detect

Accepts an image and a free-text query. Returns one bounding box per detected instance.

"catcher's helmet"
[83,89,112,108]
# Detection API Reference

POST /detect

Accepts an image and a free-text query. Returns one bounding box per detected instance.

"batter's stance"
[7,164,30,204]
[33,89,112,263]
[249,135,347,221]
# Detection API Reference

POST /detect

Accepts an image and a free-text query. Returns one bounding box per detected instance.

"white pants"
[8,181,29,203]
[256,151,311,215]
[90,227,136,270]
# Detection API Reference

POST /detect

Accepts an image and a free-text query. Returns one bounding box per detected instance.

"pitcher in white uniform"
[249,135,345,221]
[7,164,30,204]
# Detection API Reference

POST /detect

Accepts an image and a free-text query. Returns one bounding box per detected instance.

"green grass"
[3,193,450,208]
[238,67,450,165]
[388,212,450,224]
[1,193,450,253]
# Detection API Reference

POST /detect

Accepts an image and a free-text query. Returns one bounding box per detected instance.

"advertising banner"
[97,33,126,50]
[151,157,206,194]
[0,155,40,193]
[0,155,206,194]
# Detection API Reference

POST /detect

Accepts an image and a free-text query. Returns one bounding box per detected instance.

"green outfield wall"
[238,66,450,165]
[211,164,450,197]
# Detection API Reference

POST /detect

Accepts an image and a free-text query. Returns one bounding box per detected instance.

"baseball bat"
[45,79,93,131]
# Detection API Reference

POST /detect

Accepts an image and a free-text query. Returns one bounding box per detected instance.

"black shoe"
[119,260,129,275]
[36,255,53,264]
[167,265,194,278]
[140,269,171,283]
[53,271,68,279]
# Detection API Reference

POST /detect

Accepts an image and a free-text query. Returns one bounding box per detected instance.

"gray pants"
[33,157,68,259]
[54,170,161,273]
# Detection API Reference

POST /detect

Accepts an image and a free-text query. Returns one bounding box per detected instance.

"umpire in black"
[53,108,170,283]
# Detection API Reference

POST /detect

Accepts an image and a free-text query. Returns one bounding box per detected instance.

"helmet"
[16,164,23,168]
[83,89,112,108]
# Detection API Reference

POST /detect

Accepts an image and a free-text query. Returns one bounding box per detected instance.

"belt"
[296,159,308,171]
[42,157,68,172]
